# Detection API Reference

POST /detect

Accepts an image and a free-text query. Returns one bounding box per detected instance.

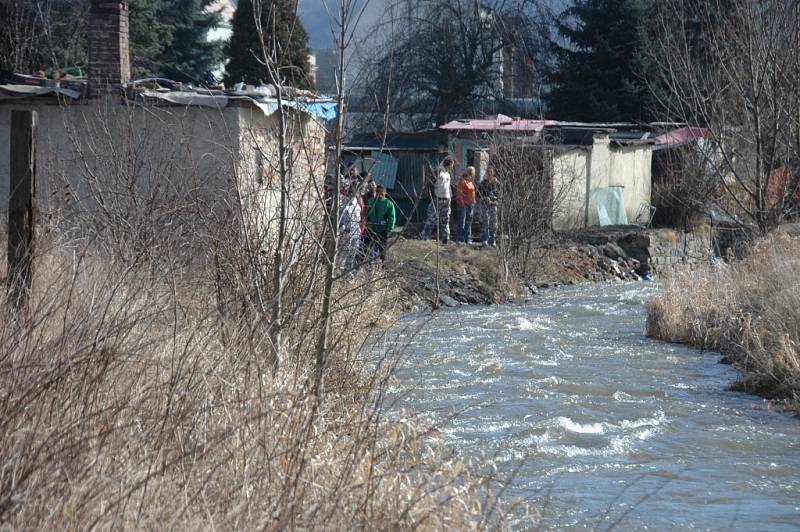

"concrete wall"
[609,144,652,225]
[551,137,651,230]
[552,147,589,230]
[236,106,327,236]
[0,99,327,239]
[0,98,242,225]
[585,136,652,227]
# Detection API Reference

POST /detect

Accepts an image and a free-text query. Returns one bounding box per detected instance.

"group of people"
[421,159,499,245]
[335,168,396,271]
[332,158,499,273]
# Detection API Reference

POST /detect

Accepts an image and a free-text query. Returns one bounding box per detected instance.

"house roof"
[653,127,709,149]
[440,118,558,132]
[0,74,337,120]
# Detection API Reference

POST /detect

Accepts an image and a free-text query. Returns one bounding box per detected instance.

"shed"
[342,130,443,223]
[439,118,655,230]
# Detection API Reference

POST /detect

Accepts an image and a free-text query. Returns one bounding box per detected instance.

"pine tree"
[224,0,312,90]
[156,0,224,82]
[130,0,172,78]
[546,0,656,122]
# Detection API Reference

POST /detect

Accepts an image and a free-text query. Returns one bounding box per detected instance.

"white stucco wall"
[551,135,652,230]
[551,148,589,230]
[609,144,652,224]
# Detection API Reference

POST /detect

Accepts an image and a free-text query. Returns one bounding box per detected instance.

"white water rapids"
[388,283,800,530]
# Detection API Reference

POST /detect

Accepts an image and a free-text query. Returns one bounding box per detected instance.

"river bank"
[387,225,716,309]
[646,226,800,412]
[0,235,512,529]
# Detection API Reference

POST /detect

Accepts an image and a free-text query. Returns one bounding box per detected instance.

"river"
[390,282,800,530]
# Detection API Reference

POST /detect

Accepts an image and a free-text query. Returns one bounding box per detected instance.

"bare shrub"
[0,228,522,528]
[0,99,522,528]
[486,137,583,281]
[649,0,800,231]
[651,146,718,229]
[646,232,800,409]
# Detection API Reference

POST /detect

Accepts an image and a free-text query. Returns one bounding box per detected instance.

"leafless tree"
[487,134,584,280]
[356,0,547,129]
[305,0,374,395]
[649,0,800,231]
[0,0,89,73]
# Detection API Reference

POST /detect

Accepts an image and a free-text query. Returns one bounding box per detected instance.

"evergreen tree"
[130,0,172,78]
[156,0,224,82]
[224,0,312,89]
[546,0,657,122]
[130,0,224,82]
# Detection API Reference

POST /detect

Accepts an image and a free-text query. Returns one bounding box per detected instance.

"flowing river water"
[390,283,800,530]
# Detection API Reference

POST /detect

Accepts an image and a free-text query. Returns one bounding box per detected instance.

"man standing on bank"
[478,171,499,246]
[421,159,453,244]
[455,166,477,243]
[365,185,396,263]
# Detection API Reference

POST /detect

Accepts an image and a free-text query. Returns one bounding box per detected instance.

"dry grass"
[646,231,800,409]
[391,238,508,288]
[0,234,529,529]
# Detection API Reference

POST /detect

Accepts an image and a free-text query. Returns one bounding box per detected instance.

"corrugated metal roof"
[440,118,558,132]
[653,127,709,148]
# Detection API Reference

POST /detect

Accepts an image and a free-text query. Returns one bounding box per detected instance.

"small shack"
[439,118,655,230]
[0,1,333,237]
[342,130,442,223]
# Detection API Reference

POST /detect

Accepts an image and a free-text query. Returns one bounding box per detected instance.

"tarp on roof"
[131,89,337,120]
[440,118,558,132]
[136,89,229,109]
[296,101,337,121]
[0,84,83,100]
[653,127,709,149]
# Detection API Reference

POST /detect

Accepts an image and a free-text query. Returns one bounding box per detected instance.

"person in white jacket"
[337,184,362,271]
[420,159,453,243]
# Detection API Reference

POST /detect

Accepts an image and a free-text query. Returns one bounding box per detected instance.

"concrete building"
[0,0,331,238]
[439,118,655,230]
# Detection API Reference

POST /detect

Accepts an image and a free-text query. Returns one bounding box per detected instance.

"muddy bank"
[387,226,722,309]
[385,236,637,310]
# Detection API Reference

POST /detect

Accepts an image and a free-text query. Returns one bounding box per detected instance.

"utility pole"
[8,110,37,312]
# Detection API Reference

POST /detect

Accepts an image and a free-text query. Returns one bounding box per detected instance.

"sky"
[296,0,568,50]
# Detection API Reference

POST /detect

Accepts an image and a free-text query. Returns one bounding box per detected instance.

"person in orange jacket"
[455,166,477,243]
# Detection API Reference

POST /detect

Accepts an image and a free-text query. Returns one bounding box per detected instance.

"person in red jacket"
[455,166,477,243]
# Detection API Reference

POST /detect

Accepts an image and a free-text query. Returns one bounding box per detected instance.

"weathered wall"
[552,147,589,230]
[1,99,327,238]
[609,144,652,224]
[553,136,652,230]
[577,226,715,276]
[237,106,327,237]
[586,137,652,226]
[0,98,242,225]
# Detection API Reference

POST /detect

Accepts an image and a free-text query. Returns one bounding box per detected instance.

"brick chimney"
[88,1,131,94]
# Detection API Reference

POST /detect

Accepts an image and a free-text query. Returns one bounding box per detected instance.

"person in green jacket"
[365,185,396,262]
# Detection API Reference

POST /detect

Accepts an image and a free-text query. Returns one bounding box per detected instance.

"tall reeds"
[646,231,800,409]
[0,228,521,529]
